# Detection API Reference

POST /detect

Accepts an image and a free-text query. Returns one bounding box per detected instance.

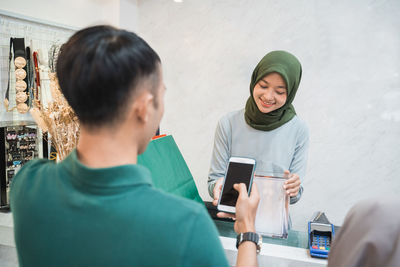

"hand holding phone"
[217,182,260,233]
[217,157,256,213]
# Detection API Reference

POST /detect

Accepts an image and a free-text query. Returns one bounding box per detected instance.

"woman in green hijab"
[208,50,309,207]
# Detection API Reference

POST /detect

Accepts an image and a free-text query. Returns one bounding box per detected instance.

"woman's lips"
[260,99,274,108]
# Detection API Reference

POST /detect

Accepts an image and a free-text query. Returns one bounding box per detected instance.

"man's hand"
[217,183,260,234]
[283,170,301,197]
[212,177,224,206]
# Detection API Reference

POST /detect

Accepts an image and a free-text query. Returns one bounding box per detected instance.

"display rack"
[0,11,74,211]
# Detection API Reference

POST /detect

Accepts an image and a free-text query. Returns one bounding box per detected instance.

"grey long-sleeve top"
[208,109,309,204]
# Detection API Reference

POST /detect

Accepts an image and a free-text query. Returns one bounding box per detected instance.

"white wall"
[119,0,138,33]
[1,0,121,29]
[138,0,400,230]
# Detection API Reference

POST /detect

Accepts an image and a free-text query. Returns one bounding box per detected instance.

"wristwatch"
[236,232,262,253]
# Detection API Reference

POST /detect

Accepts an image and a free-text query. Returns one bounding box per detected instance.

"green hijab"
[244,50,302,131]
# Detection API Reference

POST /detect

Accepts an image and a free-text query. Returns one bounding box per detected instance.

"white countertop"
[220,236,327,267]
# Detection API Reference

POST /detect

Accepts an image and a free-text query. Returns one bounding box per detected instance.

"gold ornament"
[4,98,9,110]
[16,92,28,103]
[30,72,80,161]
[14,57,27,68]
[15,68,27,80]
[16,103,29,113]
[15,80,27,91]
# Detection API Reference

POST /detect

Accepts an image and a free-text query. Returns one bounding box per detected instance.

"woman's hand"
[212,177,224,206]
[217,183,260,233]
[283,170,301,197]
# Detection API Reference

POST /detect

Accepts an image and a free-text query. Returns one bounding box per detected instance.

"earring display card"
[254,174,289,239]
[0,124,40,209]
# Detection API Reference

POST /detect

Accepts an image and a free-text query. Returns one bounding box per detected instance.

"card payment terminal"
[308,212,335,259]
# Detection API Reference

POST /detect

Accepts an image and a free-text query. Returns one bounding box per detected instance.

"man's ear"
[133,91,154,123]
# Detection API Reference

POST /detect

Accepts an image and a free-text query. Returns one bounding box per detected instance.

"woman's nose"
[264,90,274,101]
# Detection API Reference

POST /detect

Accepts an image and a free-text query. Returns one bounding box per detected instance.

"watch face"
[257,234,262,252]
[258,234,263,245]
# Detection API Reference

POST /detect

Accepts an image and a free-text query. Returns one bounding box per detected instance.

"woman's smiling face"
[252,72,287,114]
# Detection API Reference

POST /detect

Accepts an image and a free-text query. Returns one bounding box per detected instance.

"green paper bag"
[137,135,203,203]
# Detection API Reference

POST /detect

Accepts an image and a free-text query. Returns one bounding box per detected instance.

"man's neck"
[76,126,139,169]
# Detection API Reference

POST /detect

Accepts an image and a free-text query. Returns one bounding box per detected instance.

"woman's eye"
[276,91,286,95]
[259,84,268,89]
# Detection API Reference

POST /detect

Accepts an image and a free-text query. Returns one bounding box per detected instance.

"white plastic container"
[254,174,289,239]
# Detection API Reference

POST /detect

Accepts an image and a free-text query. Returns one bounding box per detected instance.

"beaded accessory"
[4,38,30,114]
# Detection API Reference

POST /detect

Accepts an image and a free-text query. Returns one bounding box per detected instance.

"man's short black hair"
[57,25,161,127]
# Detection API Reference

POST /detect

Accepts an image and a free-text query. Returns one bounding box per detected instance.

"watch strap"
[236,232,261,253]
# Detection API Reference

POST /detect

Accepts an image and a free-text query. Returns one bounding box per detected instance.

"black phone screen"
[220,162,254,207]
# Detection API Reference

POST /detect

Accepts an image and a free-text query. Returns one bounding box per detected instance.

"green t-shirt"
[10,150,229,267]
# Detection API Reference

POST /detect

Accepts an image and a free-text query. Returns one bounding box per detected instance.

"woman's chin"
[258,105,275,113]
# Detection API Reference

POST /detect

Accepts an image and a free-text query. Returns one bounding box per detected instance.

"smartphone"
[217,157,256,213]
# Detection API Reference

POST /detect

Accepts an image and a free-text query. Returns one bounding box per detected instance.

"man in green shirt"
[10,25,260,267]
